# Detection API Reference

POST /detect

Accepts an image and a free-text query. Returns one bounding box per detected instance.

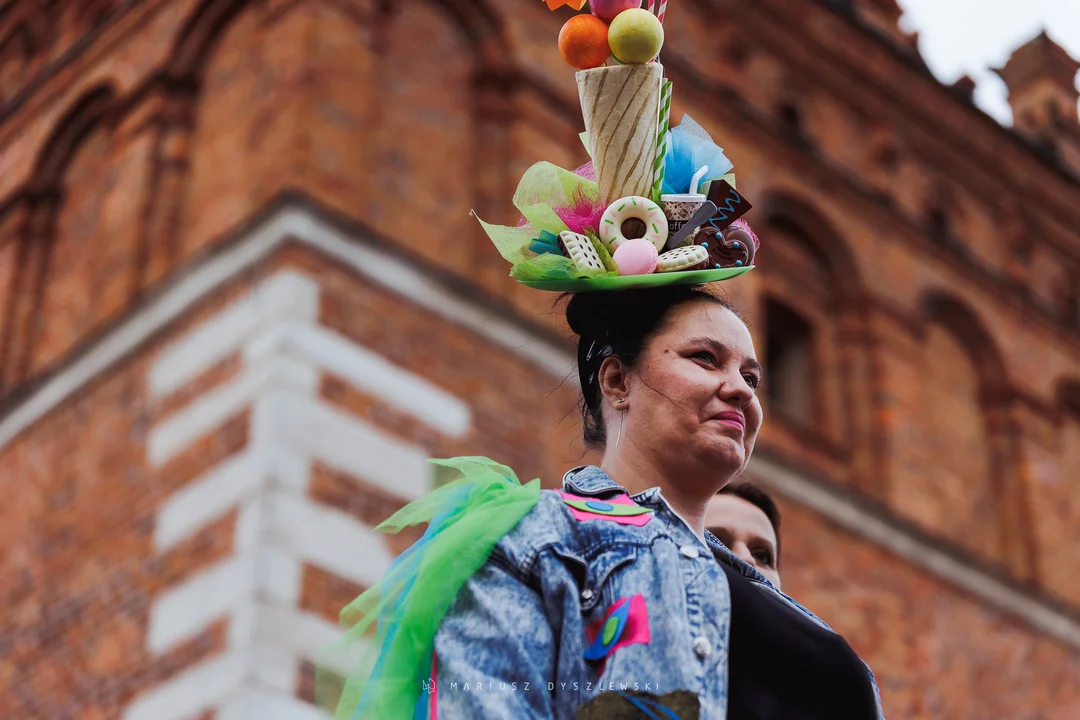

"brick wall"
[780,500,1080,719]
[1,0,1079,717]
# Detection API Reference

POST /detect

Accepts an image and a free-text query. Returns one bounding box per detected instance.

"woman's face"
[611,300,763,487]
[706,494,781,588]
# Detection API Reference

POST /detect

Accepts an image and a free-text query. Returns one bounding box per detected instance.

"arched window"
[722,39,749,68]
[756,194,880,492]
[0,29,33,105]
[926,194,971,257]
[928,204,950,244]
[764,299,816,426]
[778,101,804,138]
[0,86,117,393]
[1052,272,1079,327]
[873,143,899,174]
[34,125,116,372]
[757,206,853,453]
[1027,382,1080,605]
[918,322,996,554]
[892,293,1032,573]
[1061,388,1080,493]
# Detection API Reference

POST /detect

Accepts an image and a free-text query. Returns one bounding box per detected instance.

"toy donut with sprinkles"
[600,195,669,251]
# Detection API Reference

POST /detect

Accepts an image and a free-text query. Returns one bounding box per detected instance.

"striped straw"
[656,0,668,24]
[647,0,656,13]
[652,79,672,204]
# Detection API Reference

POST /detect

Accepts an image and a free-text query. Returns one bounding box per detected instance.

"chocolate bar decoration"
[705,179,752,231]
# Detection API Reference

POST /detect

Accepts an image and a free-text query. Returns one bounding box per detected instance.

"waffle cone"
[577,63,663,203]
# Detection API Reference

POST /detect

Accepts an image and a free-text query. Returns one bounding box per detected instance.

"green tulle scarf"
[315,456,542,720]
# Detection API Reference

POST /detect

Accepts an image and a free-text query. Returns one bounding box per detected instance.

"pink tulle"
[554,185,605,236]
[730,218,760,251]
[573,161,597,182]
[512,162,599,233]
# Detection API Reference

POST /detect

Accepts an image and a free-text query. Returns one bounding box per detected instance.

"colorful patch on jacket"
[559,491,654,526]
[583,594,650,661]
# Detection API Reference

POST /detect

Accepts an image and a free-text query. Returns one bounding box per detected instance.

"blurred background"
[1,0,1079,717]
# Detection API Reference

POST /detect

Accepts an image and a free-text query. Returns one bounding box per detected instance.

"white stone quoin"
[126,268,473,720]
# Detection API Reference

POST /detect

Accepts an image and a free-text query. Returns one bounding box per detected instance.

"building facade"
[1,0,1079,717]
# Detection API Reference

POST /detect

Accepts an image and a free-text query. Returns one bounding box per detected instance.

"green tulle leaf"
[475,162,609,282]
[474,217,536,266]
[510,253,610,281]
[316,457,541,720]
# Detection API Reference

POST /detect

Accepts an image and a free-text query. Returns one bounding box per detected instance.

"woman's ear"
[597,356,632,408]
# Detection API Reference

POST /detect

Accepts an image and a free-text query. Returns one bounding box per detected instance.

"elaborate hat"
[475,1,760,292]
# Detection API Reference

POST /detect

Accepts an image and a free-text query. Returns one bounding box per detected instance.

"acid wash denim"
[432,465,885,719]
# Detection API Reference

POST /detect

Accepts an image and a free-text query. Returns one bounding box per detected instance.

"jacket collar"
[706,530,772,585]
[561,465,628,495]
[563,466,773,586]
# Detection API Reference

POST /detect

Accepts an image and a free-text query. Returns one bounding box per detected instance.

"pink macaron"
[613,237,659,276]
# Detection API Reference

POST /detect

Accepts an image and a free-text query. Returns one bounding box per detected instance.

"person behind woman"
[331,286,883,719]
[707,482,782,590]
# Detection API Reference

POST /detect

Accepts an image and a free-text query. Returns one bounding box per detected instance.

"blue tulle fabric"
[661,115,735,195]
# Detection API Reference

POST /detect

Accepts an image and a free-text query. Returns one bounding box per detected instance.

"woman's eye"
[743,374,760,389]
[752,549,774,567]
[692,352,716,364]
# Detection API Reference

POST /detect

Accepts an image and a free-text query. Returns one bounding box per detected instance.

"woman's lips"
[712,411,745,432]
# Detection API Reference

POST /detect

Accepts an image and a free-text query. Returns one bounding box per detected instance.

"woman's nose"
[720,370,754,405]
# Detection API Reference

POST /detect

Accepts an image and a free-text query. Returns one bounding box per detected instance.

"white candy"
[657,245,709,272]
[559,231,605,273]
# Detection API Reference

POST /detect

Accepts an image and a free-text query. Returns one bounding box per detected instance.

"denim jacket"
[432,465,885,719]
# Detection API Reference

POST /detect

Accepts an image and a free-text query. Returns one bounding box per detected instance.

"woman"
[707,482,783,589]
[330,285,884,719]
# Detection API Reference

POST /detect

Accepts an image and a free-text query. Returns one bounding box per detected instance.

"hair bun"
[565,286,714,339]
[564,292,613,338]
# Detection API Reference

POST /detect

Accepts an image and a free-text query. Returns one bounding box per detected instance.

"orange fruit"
[558,15,610,70]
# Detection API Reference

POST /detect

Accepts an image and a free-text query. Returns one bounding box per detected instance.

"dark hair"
[564,287,741,448]
[717,482,782,565]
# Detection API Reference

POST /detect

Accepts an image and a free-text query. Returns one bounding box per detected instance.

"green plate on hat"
[518,266,753,292]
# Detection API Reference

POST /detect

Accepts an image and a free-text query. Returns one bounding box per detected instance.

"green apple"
[608,8,664,64]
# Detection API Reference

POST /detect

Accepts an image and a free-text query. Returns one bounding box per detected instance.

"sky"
[896,0,1080,125]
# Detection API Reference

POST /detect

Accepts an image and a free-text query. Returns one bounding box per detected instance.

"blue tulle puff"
[661,115,734,195]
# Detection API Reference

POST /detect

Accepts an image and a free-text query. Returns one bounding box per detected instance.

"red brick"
[780,500,1080,718]
[0,1,1078,717]
[299,563,365,626]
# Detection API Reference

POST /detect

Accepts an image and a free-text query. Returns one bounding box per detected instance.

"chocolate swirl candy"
[692,223,756,269]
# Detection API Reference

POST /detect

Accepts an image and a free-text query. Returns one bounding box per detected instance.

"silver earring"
[615,413,624,448]
[616,398,626,404]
